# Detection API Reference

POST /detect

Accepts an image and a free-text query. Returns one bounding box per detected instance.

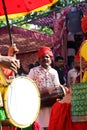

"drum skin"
[0,76,40,128]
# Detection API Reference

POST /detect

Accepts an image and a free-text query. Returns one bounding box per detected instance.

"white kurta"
[28,65,60,128]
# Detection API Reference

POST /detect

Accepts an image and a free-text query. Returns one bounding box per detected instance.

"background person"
[54,56,67,86]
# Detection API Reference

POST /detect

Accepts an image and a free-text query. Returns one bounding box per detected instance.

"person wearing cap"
[28,46,67,130]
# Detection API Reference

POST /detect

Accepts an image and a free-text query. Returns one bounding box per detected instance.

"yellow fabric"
[82,71,87,82]
[80,40,87,61]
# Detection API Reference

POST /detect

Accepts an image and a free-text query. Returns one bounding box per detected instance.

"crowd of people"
[0,41,87,130]
[48,6,87,130]
[26,43,87,130]
[0,36,87,130]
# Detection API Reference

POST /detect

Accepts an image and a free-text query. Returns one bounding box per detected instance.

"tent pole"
[2,0,13,45]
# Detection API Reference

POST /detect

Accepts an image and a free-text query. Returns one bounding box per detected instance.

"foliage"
[37,26,53,35]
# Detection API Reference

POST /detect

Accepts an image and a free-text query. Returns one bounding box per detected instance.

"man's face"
[39,54,52,69]
[55,59,64,68]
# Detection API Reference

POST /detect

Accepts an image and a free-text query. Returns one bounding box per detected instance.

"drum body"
[41,86,65,107]
[0,76,40,128]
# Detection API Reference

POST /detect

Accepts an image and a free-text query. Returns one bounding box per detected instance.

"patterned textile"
[28,13,54,27]
[28,65,60,128]
[71,82,87,122]
[77,2,87,15]
[28,65,60,89]
[12,26,54,44]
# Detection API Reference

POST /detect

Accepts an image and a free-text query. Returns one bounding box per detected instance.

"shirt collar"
[39,65,51,72]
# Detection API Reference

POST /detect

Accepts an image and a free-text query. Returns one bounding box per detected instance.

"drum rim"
[3,76,41,128]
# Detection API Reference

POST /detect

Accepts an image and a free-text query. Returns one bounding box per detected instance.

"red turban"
[37,46,53,59]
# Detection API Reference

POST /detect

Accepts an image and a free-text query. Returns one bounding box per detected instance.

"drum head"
[4,76,40,128]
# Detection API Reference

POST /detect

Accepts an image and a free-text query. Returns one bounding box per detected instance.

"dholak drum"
[41,85,66,107]
[1,76,40,128]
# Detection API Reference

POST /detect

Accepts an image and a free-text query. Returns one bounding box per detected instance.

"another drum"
[41,85,66,107]
[1,76,40,128]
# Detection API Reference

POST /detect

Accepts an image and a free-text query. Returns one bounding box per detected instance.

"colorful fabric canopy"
[28,13,54,27]
[0,0,58,18]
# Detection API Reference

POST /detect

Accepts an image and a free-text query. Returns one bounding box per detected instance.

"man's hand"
[0,56,20,73]
[8,44,19,56]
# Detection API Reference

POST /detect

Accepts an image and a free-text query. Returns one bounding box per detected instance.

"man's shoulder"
[54,66,60,71]
[50,67,58,74]
[29,66,40,72]
[68,68,75,73]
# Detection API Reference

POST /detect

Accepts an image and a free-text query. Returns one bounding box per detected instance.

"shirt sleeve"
[53,70,60,87]
[27,68,34,80]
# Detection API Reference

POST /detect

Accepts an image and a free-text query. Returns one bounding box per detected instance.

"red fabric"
[2,126,17,130]
[48,102,87,130]
[1,67,14,79]
[75,72,84,83]
[37,46,53,59]
[0,0,56,16]
[33,121,41,130]
[81,15,87,33]
[74,50,80,62]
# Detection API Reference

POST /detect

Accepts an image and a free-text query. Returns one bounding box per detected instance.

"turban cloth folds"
[37,46,53,59]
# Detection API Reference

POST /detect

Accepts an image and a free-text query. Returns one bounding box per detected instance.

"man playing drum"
[28,46,68,130]
[0,44,20,130]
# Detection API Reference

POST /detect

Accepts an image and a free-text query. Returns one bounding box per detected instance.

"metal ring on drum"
[2,76,40,128]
